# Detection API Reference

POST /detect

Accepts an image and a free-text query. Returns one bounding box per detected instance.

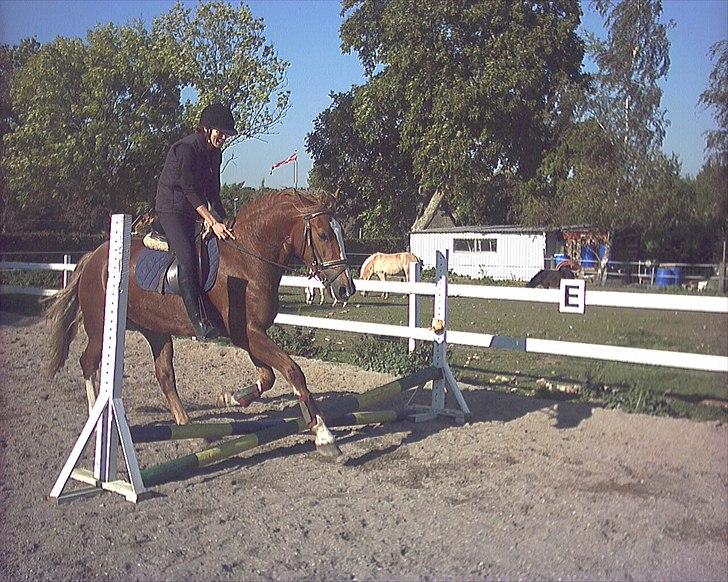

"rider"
[155,102,237,341]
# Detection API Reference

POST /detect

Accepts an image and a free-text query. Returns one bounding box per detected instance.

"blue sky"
[1,0,726,189]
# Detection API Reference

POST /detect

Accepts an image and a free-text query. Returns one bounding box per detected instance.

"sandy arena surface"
[1,312,726,581]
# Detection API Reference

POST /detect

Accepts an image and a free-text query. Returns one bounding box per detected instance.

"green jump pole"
[329,409,409,428]
[140,367,441,486]
[140,417,309,486]
[132,410,411,444]
[133,366,442,444]
[131,418,286,443]
[325,366,441,415]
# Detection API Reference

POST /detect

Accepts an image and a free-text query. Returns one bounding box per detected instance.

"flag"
[269,151,297,174]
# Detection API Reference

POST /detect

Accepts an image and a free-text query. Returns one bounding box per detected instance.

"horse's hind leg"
[79,344,101,416]
[144,332,189,425]
[79,313,104,415]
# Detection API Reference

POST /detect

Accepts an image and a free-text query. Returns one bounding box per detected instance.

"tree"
[586,0,672,188]
[699,40,728,164]
[153,0,290,145]
[2,1,290,233]
[0,38,40,232]
[307,88,418,237]
[3,24,182,232]
[220,182,257,216]
[521,0,674,277]
[308,0,585,235]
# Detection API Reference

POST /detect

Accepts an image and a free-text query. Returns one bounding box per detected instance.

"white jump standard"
[50,214,146,503]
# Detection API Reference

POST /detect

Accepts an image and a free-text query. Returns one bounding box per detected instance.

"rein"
[224,238,296,272]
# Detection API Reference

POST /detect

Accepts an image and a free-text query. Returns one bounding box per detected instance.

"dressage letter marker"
[559,279,586,314]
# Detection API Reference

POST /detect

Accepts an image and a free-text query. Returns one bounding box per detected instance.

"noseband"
[303,210,350,287]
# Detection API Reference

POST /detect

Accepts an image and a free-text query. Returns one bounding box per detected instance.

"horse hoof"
[316,442,342,458]
[216,391,240,407]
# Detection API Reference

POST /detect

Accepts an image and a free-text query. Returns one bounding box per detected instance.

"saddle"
[136,219,220,296]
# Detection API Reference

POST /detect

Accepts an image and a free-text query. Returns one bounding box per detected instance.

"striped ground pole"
[139,367,441,486]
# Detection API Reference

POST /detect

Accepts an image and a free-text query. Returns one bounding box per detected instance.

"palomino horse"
[359,252,420,299]
[46,189,355,456]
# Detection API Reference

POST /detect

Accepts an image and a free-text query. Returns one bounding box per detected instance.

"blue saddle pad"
[136,237,220,294]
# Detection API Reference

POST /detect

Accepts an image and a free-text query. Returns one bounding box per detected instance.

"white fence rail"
[2,259,727,373]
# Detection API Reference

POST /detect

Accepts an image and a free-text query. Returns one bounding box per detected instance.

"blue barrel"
[671,267,683,286]
[655,268,675,286]
[581,246,598,269]
[554,253,567,267]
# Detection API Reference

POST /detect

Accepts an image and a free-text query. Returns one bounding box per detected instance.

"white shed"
[409,225,564,281]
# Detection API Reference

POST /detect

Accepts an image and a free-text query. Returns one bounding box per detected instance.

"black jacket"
[155,132,226,221]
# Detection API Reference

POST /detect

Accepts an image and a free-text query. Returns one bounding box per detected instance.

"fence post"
[408,261,421,353]
[62,254,71,288]
[720,240,727,295]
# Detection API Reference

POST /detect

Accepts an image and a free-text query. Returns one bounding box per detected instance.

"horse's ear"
[331,188,341,204]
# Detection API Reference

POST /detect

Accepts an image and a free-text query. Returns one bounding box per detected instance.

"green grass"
[4,281,725,421]
[278,285,728,421]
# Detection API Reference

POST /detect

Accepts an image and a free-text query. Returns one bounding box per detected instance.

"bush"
[346,238,408,256]
[600,386,673,416]
[351,335,431,375]
[266,325,330,360]
[581,373,674,416]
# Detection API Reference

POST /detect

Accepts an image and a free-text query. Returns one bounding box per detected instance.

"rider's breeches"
[158,212,206,320]
[157,212,198,272]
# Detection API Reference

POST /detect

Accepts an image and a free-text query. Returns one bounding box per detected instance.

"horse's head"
[295,190,356,304]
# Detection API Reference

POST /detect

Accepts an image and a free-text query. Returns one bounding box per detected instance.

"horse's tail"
[45,253,92,377]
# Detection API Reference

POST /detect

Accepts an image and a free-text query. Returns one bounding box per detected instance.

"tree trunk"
[410,188,447,232]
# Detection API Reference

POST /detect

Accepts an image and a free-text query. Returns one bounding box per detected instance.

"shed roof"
[411,224,593,235]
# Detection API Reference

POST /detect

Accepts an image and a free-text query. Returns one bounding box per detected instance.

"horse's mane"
[240,188,336,217]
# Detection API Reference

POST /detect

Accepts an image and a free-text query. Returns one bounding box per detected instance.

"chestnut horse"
[46,189,355,456]
[359,252,420,299]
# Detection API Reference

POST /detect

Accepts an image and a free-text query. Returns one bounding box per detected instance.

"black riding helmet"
[199,102,238,136]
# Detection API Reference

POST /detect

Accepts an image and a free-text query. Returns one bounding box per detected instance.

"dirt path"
[1,314,726,581]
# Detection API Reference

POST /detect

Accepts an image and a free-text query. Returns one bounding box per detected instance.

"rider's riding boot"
[178,264,221,342]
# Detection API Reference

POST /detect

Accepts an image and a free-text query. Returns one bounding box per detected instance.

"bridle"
[302,210,350,287]
[225,207,351,288]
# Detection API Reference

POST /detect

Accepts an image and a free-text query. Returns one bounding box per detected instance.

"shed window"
[453,238,497,252]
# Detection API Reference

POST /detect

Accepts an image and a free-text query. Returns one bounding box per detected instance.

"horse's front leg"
[217,351,275,408]
[377,272,389,299]
[247,326,340,457]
